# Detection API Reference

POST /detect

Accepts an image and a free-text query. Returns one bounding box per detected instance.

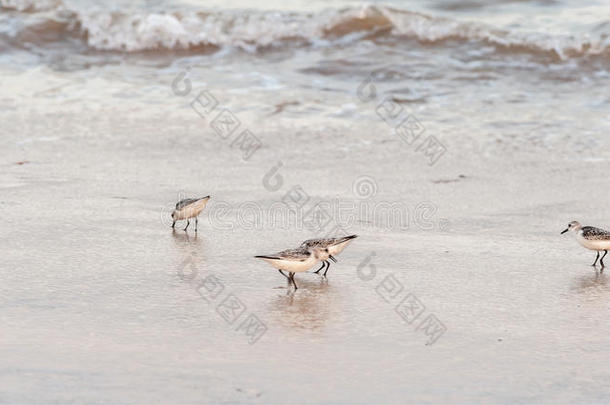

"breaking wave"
[1,0,609,61]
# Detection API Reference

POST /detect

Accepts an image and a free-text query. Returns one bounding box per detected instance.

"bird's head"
[311,246,330,261]
[561,220,581,235]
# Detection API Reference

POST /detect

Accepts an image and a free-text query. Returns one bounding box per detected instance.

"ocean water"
[2,0,610,403]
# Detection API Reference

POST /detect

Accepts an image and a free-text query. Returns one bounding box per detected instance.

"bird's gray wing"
[175,198,200,210]
[301,238,321,248]
[582,226,610,240]
[275,248,310,261]
[301,238,334,248]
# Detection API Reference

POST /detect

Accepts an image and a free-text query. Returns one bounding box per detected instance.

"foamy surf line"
[1,0,609,61]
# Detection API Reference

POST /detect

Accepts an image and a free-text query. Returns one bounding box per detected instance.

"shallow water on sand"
[2,0,610,403]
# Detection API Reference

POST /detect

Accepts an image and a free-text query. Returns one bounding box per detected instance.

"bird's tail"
[336,234,358,244]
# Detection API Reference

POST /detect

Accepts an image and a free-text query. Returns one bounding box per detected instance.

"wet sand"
[2,97,610,403]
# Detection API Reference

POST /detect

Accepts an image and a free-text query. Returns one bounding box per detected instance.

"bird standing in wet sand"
[254,245,330,290]
[561,221,610,267]
[171,196,211,232]
[301,234,358,277]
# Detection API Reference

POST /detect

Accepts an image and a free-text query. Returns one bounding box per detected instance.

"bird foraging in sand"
[254,245,330,290]
[301,234,358,277]
[561,221,610,267]
[171,196,210,232]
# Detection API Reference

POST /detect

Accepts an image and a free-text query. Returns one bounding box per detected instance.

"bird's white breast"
[262,255,317,272]
[576,231,610,251]
[174,199,209,220]
[329,239,353,256]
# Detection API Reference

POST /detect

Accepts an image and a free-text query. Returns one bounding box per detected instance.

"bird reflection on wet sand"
[171,228,203,245]
[573,269,609,294]
[172,229,205,282]
[270,277,338,331]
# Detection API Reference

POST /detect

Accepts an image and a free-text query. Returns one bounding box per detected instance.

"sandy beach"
[2,0,610,403]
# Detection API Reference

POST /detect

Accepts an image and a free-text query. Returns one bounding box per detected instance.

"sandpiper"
[171,196,211,232]
[561,221,610,267]
[254,245,330,290]
[301,234,358,277]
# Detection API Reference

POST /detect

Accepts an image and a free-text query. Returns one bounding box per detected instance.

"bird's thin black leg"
[313,261,327,274]
[289,272,298,290]
[323,261,332,277]
[278,269,290,280]
[172,221,176,228]
[593,251,600,266]
[184,220,190,231]
[601,250,608,267]
[195,217,198,232]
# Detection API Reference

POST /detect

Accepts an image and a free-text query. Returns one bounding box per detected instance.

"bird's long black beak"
[329,255,337,263]
[561,228,568,234]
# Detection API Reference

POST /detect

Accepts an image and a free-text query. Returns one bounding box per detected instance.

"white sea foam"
[0,0,60,11]
[1,1,609,60]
